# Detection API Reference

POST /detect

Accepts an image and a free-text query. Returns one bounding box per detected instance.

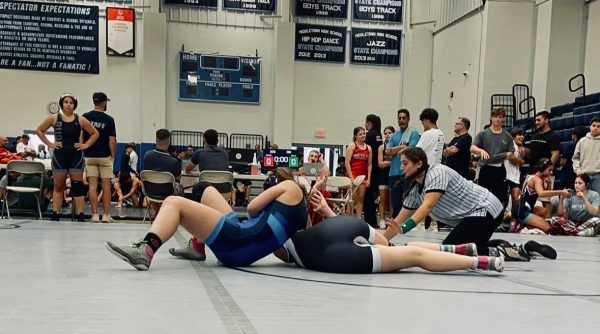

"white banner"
[106,7,134,57]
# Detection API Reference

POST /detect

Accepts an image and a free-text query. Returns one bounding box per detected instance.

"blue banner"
[223,0,276,12]
[352,0,402,23]
[351,28,401,66]
[164,0,217,8]
[296,0,347,19]
[179,52,261,104]
[295,24,346,63]
[0,1,99,74]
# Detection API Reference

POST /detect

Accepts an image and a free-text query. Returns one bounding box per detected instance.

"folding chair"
[198,170,234,204]
[2,161,45,220]
[325,175,365,215]
[140,170,176,224]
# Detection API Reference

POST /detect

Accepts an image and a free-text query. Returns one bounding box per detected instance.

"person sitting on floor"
[557,173,600,236]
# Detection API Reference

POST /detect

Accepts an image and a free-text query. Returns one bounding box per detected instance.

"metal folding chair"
[140,170,176,224]
[325,175,364,216]
[2,161,45,220]
[198,170,234,203]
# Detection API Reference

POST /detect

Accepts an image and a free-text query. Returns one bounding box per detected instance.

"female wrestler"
[274,192,504,273]
[36,93,99,221]
[513,158,570,233]
[105,179,308,270]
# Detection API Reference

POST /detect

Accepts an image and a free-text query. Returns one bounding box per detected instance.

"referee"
[384,147,503,256]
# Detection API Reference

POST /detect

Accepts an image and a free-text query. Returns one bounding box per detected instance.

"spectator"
[114,172,142,209]
[527,110,561,218]
[120,145,138,177]
[444,117,473,179]
[184,145,194,160]
[572,118,600,193]
[185,129,229,173]
[9,136,21,153]
[335,156,347,177]
[128,142,138,175]
[470,107,515,208]
[377,126,395,228]
[505,128,526,210]
[416,108,445,166]
[363,114,383,228]
[345,126,371,220]
[556,126,587,190]
[303,149,330,177]
[144,129,183,185]
[16,134,37,160]
[83,92,117,223]
[385,109,420,217]
[557,173,599,225]
[255,144,264,162]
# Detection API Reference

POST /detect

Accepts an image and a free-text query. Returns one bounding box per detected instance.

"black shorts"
[289,216,379,273]
[379,167,390,188]
[52,148,84,173]
[506,180,520,190]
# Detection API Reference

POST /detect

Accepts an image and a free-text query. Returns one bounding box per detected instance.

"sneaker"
[102,215,115,223]
[76,213,85,222]
[169,239,206,261]
[428,221,438,232]
[522,240,557,259]
[577,227,595,237]
[51,211,59,221]
[416,221,425,231]
[105,241,154,270]
[91,214,100,223]
[378,220,387,229]
[117,207,126,218]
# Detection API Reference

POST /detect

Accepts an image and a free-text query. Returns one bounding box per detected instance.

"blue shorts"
[205,200,307,266]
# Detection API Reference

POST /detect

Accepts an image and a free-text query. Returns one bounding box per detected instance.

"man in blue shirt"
[385,109,420,217]
[83,92,117,223]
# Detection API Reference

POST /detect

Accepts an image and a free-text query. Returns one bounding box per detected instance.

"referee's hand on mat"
[385,218,401,235]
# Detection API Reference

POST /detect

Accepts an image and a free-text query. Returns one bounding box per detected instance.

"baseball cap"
[92,92,110,103]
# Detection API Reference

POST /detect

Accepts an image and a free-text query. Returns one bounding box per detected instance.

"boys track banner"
[0,0,99,74]
[295,24,346,63]
[163,0,217,8]
[223,0,276,12]
[351,28,401,66]
[296,0,348,19]
[352,0,402,23]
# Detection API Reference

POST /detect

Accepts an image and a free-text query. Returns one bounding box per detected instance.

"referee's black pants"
[442,212,502,256]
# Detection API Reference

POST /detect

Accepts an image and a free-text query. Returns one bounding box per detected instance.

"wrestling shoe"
[522,240,557,260]
[489,239,530,261]
[105,241,154,271]
[488,256,505,273]
[169,238,206,261]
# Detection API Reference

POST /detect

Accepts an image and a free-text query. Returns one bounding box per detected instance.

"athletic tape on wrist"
[401,218,416,234]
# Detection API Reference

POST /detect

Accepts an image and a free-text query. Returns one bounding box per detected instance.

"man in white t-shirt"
[127,142,138,176]
[16,134,37,160]
[416,108,445,166]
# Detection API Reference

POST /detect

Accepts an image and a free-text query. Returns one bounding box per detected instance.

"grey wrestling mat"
[1,220,598,333]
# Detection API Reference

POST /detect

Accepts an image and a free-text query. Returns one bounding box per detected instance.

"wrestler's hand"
[385,218,401,235]
[309,191,328,214]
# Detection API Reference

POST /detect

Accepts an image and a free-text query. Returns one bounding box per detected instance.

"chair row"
[550,93,600,117]
[550,111,600,131]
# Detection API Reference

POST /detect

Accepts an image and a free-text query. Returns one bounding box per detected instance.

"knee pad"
[191,182,214,202]
[71,181,86,197]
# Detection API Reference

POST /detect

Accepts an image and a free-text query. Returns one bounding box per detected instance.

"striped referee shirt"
[403,164,503,226]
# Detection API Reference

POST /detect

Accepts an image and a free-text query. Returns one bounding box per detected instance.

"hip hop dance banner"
[0,0,99,74]
[351,27,401,66]
[295,23,346,63]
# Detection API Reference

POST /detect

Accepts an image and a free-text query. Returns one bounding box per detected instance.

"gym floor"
[1,219,598,334]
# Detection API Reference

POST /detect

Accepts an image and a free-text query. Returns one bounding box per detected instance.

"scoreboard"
[262,149,301,172]
[178,52,261,104]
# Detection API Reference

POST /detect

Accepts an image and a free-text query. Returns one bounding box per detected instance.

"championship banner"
[0,1,99,74]
[106,7,134,57]
[352,0,402,23]
[295,24,346,63]
[296,0,347,19]
[163,0,217,8]
[223,0,276,12]
[351,28,401,66]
